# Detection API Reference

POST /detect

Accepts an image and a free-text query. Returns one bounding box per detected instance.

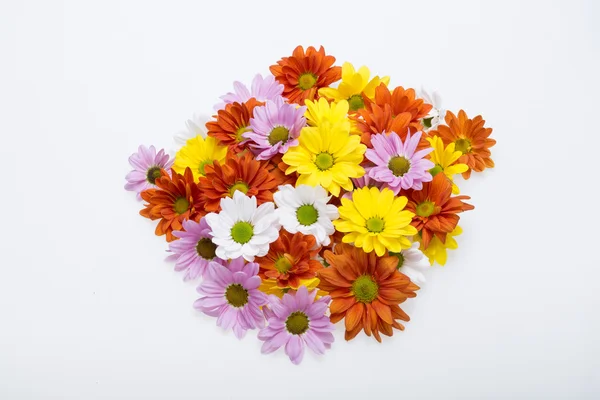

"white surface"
[1,1,599,399]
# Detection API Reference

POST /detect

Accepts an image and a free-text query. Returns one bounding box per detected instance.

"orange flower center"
[348,94,365,111]
[298,72,317,90]
[454,138,471,154]
[196,238,217,260]
[225,284,248,308]
[228,181,249,197]
[352,275,379,303]
[146,166,162,185]
[388,156,411,177]
[268,126,290,145]
[416,201,435,217]
[274,254,294,274]
[285,311,310,335]
[173,197,190,215]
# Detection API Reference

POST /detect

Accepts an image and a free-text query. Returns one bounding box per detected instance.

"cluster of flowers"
[125,46,495,364]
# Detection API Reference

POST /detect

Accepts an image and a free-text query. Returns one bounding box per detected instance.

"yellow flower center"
[285,311,310,335]
[296,204,319,226]
[173,197,190,215]
[352,275,379,303]
[315,152,334,171]
[366,217,385,233]
[274,254,294,274]
[230,221,254,244]
[146,166,162,185]
[225,284,249,308]
[228,181,249,197]
[416,201,435,217]
[454,138,471,154]
[298,73,317,90]
[196,238,217,260]
[388,156,411,177]
[348,94,365,111]
[268,126,290,145]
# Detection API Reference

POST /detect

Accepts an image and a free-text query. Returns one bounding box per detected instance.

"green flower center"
[274,254,294,274]
[196,238,217,260]
[315,152,334,171]
[236,126,250,142]
[348,94,365,111]
[296,204,319,226]
[422,117,433,129]
[352,275,379,303]
[268,126,290,145]
[225,284,249,308]
[173,197,190,215]
[230,221,254,244]
[198,160,213,176]
[454,138,471,154]
[416,201,435,217]
[366,217,385,233]
[146,166,162,185]
[228,181,249,197]
[285,311,310,335]
[390,252,405,269]
[430,164,443,177]
[298,73,317,90]
[388,156,411,177]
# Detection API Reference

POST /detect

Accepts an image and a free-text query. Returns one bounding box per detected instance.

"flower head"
[427,135,469,194]
[173,135,229,182]
[219,74,284,108]
[206,99,259,153]
[391,242,430,287]
[417,225,462,266]
[418,87,446,131]
[125,145,173,199]
[259,277,326,299]
[172,113,209,154]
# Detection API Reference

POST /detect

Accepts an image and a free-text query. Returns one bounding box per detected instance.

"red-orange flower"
[429,110,496,179]
[404,173,474,249]
[270,45,341,105]
[268,153,297,186]
[139,168,203,242]
[198,153,278,213]
[255,230,323,288]
[206,99,259,153]
[318,244,419,342]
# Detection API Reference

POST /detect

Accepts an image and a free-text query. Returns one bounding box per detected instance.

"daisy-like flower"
[391,242,430,287]
[218,74,285,109]
[417,225,462,266]
[335,187,417,256]
[168,218,221,281]
[206,99,259,153]
[319,62,390,112]
[259,277,327,298]
[194,258,267,339]
[341,168,387,200]
[418,87,446,131]
[427,135,469,194]
[172,113,209,153]
[124,145,173,200]
[404,173,474,249]
[273,184,339,247]
[428,110,495,179]
[255,230,323,289]
[366,131,434,193]
[258,286,335,365]
[205,191,280,261]
[270,45,341,105]
[318,244,419,342]
[245,97,307,160]
[173,135,229,182]
[198,153,278,213]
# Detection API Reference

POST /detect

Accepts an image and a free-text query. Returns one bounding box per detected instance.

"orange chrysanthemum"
[256,230,323,288]
[404,173,474,249]
[270,45,341,105]
[268,153,297,186]
[197,153,278,213]
[139,168,204,242]
[352,84,432,149]
[206,99,259,153]
[428,110,496,179]
[318,244,419,342]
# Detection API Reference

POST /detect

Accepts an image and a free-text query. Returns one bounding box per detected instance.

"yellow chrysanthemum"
[259,277,327,298]
[335,187,417,256]
[427,135,469,194]
[173,135,228,181]
[419,225,463,266]
[304,98,361,135]
[319,62,390,111]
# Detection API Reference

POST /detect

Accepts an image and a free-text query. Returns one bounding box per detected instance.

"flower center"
[416,201,435,217]
[173,197,190,215]
[348,94,365,111]
[225,284,249,308]
[198,160,213,176]
[196,238,217,260]
[235,125,250,142]
[391,252,405,269]
[230,221,254,244]
[285,311,310,335]
[298,73,317,90]
[422,117,433,129]
[228,181,249,197]
[274,254,294,274]
[268,126,290,145]
[296,204,319,226]
[388,156,411,177]
[352,275,379,303]
[430,164,443,177]
[146,166,162,185]
[314,152,334,171]
[454,138,471,154]
[366,217,385,233]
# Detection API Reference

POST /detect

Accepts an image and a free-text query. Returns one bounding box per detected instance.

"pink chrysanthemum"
[124,145,173,199]
[194,258,267,339]
[168,218,222,281]
[258,286,335,365]
[217,74,285,109]
[245,97,307,160]
[342,166,387,199]
[366,131,434,194]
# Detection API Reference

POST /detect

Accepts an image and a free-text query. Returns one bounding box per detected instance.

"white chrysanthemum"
[273,184,339,247]
[172,113,209,154]
[205,191,280,262]
[418,87,446,131]
[396,242,430,286]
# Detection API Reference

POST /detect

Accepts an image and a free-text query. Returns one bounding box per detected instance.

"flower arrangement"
[125,45,496,364]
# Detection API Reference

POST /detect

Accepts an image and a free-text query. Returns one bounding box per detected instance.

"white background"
[1,0,599,399]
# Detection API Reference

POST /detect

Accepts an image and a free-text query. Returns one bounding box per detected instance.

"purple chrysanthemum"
[124,145,173,200]
[167,218,222,281]
[216,74,285,110]
[342,166,387,199]
[245,97,307,160]
[194,258,267,339]
[365,131,434,193]
[258,286,335,365]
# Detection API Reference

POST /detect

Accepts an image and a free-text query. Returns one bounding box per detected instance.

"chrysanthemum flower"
[366,131,434,193]
[427,135,468,194]
[205,191,280,261]
[270,45,341,105]
[206,99,259,153]
[245,97,307,160]
[219,74,284,108]
[418,87,446,131]
[428,110,495,179]
[194,258,267,339]
[124,145,173,200]
[168,218,221,281]
[391,242,430,287]
[318,243,419,342]
[418,225,462,266]
[258,286,334,365]
[268,154,298,186]
[341,167,387,199]
[319,62,389,112]
[172,113,209,154]
[139,168,204,242]
[335,187,417,256]
[255,230,323,289]
[173,135,228,182]
[404,173,474,249]
[259,277,327,298]
[273,185,339,247]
